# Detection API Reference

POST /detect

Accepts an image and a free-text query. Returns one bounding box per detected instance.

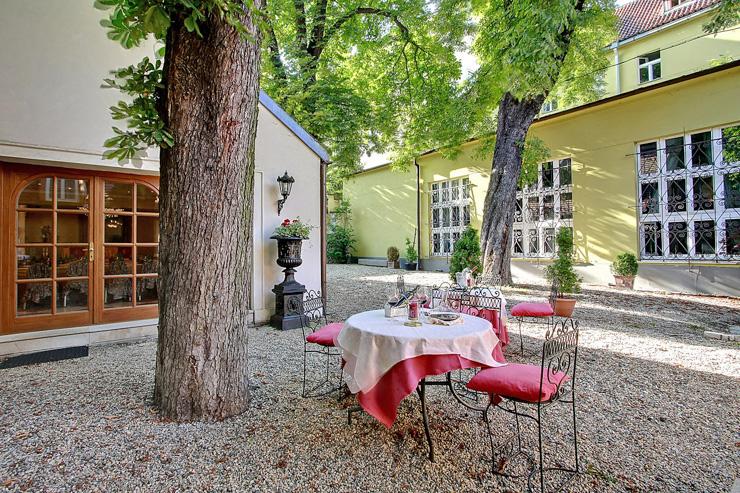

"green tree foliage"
[261,0,473,190]
[449,227,483,280]
[327,224,356,263]
[545,228,581,295]
[327,199,356,263]
[471,0,616,107]
[703,0,740,34]
[612,252,639,277]
[404,237,418,263]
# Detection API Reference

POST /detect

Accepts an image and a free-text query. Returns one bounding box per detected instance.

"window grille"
[430,178,471,256]
[513,158,574,258]
[636,125,740,262]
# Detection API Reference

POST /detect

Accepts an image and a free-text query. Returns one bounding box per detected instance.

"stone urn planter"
[270,235,307,330]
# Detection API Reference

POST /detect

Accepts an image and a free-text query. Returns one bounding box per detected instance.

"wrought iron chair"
[444,285,507,410]
[467,318,580,493]
[300,290,344,398]
[476,274,502,288]
[510,279,559,355]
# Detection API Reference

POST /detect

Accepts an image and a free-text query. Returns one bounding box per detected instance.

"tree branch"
[293,0,307,51]
[320,7,420,59]
[265,17,288,84]
[307,0,329,58]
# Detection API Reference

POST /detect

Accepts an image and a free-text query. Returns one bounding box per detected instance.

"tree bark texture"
[154,5,263,422]
[481,92,544,284]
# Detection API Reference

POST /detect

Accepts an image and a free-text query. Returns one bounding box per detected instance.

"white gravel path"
[1,264,738,492]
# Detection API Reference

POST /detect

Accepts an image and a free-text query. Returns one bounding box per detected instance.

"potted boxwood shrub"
[387,246,400,269]
[404,238,418,271]
[612,252,639,289]
[449,227,483,282]
[544,227,581,317]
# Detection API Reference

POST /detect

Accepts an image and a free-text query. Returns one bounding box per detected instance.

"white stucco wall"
[253,109,323,323]
[0,0,325,329]
[0,0,159,172]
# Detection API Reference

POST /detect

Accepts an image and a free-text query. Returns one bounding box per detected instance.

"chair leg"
[302,345,308,398]
[518,317,524,355]
[537,403,545,493]
[572,385,580,474]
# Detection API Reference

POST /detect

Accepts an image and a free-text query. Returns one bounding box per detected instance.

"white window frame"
[638,52,661,84]
[512,158,574,259]
[430,177,471,257]
[636,124,740,263]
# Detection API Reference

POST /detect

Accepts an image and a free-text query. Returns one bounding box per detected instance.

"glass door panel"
[101,180,159,314]
[15,177,91,319]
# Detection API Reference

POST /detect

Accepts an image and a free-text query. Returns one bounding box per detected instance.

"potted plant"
[544,227,581,317]
[387,246,400,269]
[449,227,483,283]
[270,218,313,330]
[404,237,418,271]
[270,217,313,281]
[612,252,639,289]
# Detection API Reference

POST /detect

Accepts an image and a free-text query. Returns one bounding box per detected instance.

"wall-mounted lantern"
[277,171,295,215]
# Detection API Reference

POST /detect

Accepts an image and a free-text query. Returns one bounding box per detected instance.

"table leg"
[416,378,435,462]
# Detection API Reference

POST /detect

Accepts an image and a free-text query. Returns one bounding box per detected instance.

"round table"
[335,309,505,461]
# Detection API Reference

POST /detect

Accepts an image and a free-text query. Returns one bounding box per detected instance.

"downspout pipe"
[614,40,621,95]
[320,159,330,308]
[415,158,421,271]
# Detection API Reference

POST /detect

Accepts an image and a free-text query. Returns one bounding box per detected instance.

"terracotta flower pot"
[554,297,576,317]
[613,275,635,289]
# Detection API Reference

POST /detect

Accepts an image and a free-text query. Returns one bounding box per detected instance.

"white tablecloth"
[335,309,503,394]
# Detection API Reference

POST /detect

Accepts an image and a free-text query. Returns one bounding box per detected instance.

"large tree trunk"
[154,6,263,422]
[481,92,544,285]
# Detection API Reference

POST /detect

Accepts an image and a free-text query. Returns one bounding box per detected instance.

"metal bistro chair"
[447,285,506,411]
[510,279,559,355]
[300,290,344,398]
[467,318,580,493]
[425,283,505,412]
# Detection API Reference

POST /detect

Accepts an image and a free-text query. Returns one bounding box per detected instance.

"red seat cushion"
[305,322,343,346]
[466,363,570,403]
[510,302,554,317]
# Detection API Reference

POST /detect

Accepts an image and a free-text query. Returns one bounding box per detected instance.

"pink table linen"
[335,310,507,428]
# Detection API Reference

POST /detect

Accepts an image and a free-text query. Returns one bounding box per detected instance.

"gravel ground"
[1,264,738,492]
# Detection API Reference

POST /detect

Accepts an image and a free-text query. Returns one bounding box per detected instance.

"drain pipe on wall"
[415,158,421,271]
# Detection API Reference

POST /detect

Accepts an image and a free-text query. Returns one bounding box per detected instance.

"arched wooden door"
[3,166,159,334]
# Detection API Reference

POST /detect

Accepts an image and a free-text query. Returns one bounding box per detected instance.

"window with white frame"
[512,158,573,258]
[541,99,558,114]
[430,178,471,256]
[638,51,661,83]
[636,124,740,262]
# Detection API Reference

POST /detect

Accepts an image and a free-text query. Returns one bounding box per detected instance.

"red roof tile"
[616,0,719,41]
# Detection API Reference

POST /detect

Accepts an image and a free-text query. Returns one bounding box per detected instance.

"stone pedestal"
[269,236,308,330]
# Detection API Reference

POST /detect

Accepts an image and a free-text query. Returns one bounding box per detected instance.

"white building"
[0,0,329,357]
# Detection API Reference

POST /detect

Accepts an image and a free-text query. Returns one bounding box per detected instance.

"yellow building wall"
[346,65,740,271]
[604,12,740,96]
[417,143,492,260]
[533,65,739,265]
[343,165,417,258]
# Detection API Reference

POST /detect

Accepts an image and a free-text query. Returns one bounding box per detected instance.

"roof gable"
[258,90,330,162]
[616,0,719,41]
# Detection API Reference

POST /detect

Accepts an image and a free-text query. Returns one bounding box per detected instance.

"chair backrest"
[539,318,579,402]
[459,286,504,329]
[476,274,502,288]
[301,290,327,336]
[431,282,465,309]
